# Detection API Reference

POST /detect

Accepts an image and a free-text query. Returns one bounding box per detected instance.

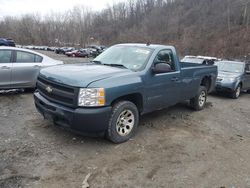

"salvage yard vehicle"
[88,45,104,57]
[0,46,63,89]
[65,49,89,58]
[34,43,217,143]
[55,47,75,54]
[215,60,250,99]
[182,55,219,65]
[0,38,15,47]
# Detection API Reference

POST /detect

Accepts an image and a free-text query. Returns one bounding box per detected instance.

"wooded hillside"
[0,0,249,59]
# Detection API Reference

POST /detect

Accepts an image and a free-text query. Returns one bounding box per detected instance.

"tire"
[106,101,139,144]
[190,86,207,111]
[231,84,241,99]
[247,90,250,94]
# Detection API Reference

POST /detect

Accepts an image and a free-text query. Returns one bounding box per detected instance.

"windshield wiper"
[91,60,102,64]
[92,61,128,69]
[220,70,231,73]
[103,63,128,69]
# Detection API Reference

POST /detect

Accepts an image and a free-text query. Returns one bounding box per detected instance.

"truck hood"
[40,63,132,87]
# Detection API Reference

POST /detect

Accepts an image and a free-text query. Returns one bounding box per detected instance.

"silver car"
[0,47,63,89]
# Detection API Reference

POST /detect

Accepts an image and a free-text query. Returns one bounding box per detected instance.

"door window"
[35,55,43,62]
[16,51,43,63]
[0,50,12,63]
[154,50,176,71]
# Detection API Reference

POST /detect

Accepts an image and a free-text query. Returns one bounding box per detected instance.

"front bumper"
[34,92,112,134]
[215,82,236,92]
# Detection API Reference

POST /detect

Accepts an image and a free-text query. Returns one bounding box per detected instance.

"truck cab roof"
[116,43,175,50]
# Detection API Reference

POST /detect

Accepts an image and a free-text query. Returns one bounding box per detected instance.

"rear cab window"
[154,49,176,71]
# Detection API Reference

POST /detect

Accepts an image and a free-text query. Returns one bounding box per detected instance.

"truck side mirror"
[152,63,172,74]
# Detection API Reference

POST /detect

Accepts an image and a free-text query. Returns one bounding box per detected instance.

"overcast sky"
[0,0,124,19]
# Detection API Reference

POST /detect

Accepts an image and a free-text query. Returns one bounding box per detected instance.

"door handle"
[33,65,41,68]
[171,77,179,82]
[1,66,10,70]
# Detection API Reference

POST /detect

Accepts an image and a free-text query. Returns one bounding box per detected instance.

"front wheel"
[231,85,241,99]
[106,101,139,144]
[190,86,207,111]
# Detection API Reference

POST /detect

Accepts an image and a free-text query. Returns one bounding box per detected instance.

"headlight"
[78,88,105,107]
[224,77,236,82]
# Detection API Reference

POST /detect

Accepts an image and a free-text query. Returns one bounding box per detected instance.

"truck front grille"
[37,75,78,108]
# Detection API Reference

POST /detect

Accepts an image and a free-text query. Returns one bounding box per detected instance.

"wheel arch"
[200,76,212,92]
[111,93,144,113]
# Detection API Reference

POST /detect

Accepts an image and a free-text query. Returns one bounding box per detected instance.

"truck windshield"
[216,61,244,73]
[93,45,153,71]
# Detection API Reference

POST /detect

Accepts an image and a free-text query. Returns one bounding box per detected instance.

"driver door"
[0,49,13,89]
[145,49,181,110]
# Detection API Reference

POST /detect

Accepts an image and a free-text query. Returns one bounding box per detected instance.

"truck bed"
[180,62,217,76]
[179,62,218,94]
[180,62,215,68]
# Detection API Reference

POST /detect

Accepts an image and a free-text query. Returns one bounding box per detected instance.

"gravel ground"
[1,51,250,188]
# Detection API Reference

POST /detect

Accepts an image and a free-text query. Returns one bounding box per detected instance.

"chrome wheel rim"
[199,91,206,107]
[236,86,241,98]
[116,110,135,136]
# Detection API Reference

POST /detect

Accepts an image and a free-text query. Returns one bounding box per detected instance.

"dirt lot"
[1,51,250,188]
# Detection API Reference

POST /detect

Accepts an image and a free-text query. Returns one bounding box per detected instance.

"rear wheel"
[231,85,241,99]
[106,101,139,144]
[190,86,207,111]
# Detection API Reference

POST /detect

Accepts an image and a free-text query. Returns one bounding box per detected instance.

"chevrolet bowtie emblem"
[45,86,53,93]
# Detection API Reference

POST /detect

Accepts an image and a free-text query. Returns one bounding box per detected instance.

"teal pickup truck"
[34,43,217,143]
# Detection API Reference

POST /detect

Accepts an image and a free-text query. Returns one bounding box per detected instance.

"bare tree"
[0,0,249,59]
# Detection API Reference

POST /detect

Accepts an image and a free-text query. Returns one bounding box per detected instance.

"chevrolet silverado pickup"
[34,43,217,143]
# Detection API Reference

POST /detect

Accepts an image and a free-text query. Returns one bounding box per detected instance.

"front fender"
[234,80,242,90]
[88,74,144,106]
[219,80,240,91]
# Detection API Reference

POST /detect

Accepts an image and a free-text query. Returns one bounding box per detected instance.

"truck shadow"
[0,89,35,96]
[140,101,202,125]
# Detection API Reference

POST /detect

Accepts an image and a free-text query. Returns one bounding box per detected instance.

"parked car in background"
[65,49,89,58]
[100,45,107,50]
[0,46,63,90]
[88,45,104,57]
[23,45,35,49]
[215,60,250,99]
[182,55,219,65]
[55,47,75,54]
[34,43,217,143]
[47,47,57,51]
[15,44,22,48]
[0,38,16,47]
